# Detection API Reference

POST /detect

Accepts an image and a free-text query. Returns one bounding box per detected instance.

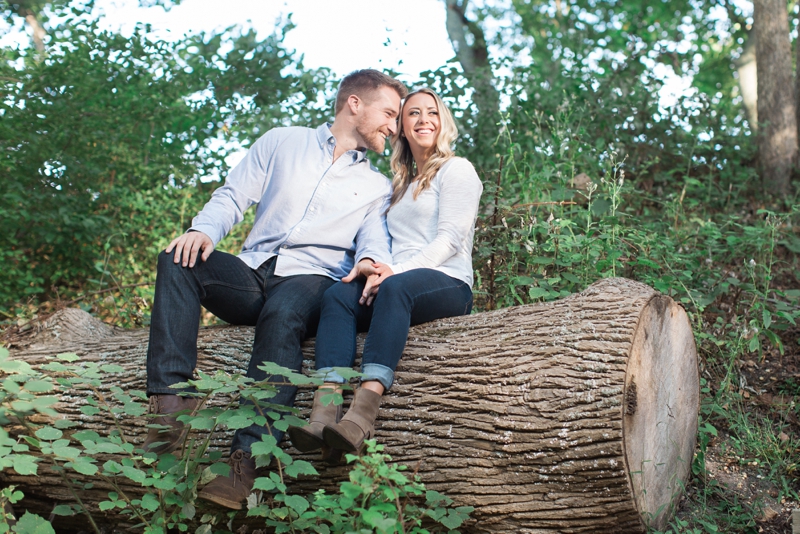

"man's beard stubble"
[355,120,386,153]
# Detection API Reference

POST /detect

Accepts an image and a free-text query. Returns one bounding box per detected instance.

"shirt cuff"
[188,224,223,247]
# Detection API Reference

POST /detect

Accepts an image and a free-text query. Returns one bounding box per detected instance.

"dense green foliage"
[0,4,330,319]
[1,0,799,532]
[0,347,471,533]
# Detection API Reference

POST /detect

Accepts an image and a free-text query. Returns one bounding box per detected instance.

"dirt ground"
[674,325,800,533]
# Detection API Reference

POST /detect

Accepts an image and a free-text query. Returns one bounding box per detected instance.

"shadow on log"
[3,277,698,533]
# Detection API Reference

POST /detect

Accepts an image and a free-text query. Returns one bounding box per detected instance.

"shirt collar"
[317,123,367,165]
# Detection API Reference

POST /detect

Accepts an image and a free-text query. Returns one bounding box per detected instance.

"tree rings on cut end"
[623,295,699,530]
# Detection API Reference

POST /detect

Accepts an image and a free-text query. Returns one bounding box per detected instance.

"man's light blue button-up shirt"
[190,123,392,280]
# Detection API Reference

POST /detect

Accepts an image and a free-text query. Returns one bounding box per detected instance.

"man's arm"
[353,194,392,265]
[342,193,392,304]
[187,133,278,247]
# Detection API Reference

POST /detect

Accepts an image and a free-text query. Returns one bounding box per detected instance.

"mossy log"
[2,277,699,533]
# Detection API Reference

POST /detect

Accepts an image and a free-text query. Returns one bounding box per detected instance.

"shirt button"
[309,207,315,212]
[281,245,288,249]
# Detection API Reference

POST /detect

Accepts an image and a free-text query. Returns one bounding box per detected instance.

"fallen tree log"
[3,277,698,533]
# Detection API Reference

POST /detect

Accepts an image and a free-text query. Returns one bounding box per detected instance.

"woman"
[287,88,482,456]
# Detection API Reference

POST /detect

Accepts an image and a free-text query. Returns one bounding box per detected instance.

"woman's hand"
[360,262,394,305]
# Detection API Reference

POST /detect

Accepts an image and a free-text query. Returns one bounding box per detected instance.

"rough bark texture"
[3,278,698,533]
[754,0,798,195]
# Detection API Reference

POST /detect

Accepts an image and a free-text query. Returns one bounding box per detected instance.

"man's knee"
[156,250,178,275]
[258,304,312,344]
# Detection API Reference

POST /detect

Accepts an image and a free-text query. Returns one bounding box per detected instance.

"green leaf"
[122,402,146,417]
[72,430,101,442]
[23,380,53,393]
[362,509,396,531]
[528,287,549,299]
[251,436,279,457]
[11,455,38,476]
[282,495,310,515]
[189,378,223,390]
[188,416,214,430]
[120,465,146,484]
[11,511,56,534]
[99,364,125,373]
[98,501,116,512]
[56,353,80,362]
[223,415,254,430]
[0,361,33,374]
[252,477,276,491]
[51,445,81,460]
[209,462,230,477]
[34,426,63,441]
[70,458,98,476]
[284,460,317,478]
[181,503,195,520]
[2,379,20,394]
[140,493,159,512]
[50,505,74,516]
[54,419,78,429]
[762,309,772,329]
[440,508,470,529]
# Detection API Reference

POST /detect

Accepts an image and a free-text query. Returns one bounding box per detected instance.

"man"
[143,69,407,509]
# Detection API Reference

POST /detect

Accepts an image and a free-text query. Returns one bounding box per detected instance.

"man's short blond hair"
[335,69,408,114]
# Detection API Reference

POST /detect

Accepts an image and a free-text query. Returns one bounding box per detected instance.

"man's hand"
[341,258,378,284]
[165,231,214,268]
[341,259,395,305]
[361,262,394,305]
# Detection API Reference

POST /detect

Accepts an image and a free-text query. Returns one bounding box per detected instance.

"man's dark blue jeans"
[314,268,473,391]
[146,250,335,453]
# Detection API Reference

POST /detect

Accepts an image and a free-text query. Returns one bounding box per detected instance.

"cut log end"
[623,295,699,530]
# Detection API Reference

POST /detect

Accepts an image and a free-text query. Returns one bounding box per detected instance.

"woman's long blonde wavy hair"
[388,88,458,210]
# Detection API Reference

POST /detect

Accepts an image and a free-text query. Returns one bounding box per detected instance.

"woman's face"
[401,92,440,155]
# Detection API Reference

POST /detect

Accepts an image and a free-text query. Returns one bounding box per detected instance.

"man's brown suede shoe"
[197,450,256,510]
[141,394,202,454]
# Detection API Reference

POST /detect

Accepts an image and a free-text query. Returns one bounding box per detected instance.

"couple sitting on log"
[143,69,483,510]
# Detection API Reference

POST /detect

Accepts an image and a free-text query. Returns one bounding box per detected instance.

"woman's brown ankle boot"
[323,387,382,453]
[288,388,342,452]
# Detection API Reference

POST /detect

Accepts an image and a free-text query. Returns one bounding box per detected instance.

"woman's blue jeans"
[314,268,473,391]
[146,250,334,453]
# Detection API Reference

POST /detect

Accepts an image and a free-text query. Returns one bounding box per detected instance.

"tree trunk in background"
[734,33,758,130]
[444,0,501,159]
[3,278,699,533]
[754,0,797,195]
[796,7,800,146]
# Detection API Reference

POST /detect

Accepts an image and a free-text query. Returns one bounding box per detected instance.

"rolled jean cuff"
[362,363,394,392]
[315,367,347,384]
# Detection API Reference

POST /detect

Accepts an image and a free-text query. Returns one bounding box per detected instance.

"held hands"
[165,231,214,268]
[341,259,394,306]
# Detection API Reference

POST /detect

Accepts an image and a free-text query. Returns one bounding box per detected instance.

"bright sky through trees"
[2,0,458,78]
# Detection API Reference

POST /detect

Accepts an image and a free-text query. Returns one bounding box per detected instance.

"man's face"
[355,86,401,153]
